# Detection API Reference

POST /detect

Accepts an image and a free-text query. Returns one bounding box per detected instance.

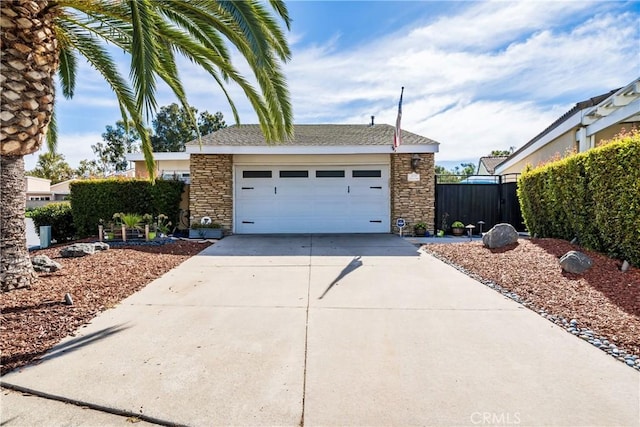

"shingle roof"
[479,156,509,174]
[189,124,440,147]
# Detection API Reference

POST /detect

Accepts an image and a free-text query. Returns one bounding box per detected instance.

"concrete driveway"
[2,234,639,426]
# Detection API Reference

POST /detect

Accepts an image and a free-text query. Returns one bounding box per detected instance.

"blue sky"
[25,0,640,171]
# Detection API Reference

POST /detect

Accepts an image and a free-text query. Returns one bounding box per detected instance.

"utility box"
[39,226,51,249]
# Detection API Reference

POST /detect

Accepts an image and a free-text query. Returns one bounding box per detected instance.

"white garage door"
[235,165,389,233]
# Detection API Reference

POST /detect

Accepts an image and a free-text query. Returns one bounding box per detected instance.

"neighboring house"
[126,152,190,183]
[50,178,73,200]
[25,176,52,206]
[477,156,508,175]
[25,176,73,209]
[455,155,509,184]
[129,124,440,234]
[496,77,640,175]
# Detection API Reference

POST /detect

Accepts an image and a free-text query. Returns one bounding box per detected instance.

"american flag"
[393,87,404,151]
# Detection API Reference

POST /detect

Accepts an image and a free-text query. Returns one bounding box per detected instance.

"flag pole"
[393,86,404,152]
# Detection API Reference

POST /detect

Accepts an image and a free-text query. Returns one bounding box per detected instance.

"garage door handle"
[242,221,255,224]
[274,187,277,194]
[369,220,382,223]
[347,186,350,193]
[370,186,382,189]
[241,187,254,190]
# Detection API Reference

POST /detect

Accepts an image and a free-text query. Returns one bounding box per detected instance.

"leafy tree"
[452,162,476,177]
[435,163,476,183]
[75,159,102,178]
[490,149,514,156]
[1,1,293,290]
[198,111,226,137]
[91,120,140,174]
[28,152,75,184]
[151,104,226,152]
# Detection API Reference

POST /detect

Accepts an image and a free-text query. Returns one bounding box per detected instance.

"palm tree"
[0,0,293,291]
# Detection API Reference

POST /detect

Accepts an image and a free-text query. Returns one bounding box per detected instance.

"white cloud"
[49,1,638,168]
[24,132,102,171]
[278,2,638,162]
[413,99,567,161]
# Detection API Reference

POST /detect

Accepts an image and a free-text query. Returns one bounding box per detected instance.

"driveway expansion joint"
[0,384,183,427]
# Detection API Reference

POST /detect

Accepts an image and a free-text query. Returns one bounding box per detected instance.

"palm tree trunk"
[1,0,58,291]
[1,155,38,291]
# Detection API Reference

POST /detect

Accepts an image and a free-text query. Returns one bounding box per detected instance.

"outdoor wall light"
[411,154,422,171]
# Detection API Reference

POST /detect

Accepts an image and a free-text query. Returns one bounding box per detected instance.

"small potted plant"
[413,222,428,237]
[189,217,223,239]
[155,213,172,238]
[451,220,465,236]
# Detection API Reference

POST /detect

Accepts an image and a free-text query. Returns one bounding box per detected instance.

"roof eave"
[186,144,439,155]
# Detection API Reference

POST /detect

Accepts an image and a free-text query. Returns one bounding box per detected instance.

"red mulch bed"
[0,239,213,375]
[423,238,640,361]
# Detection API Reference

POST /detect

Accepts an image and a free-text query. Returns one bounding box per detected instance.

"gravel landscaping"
[423,238,640,371]
[0,239,213,375]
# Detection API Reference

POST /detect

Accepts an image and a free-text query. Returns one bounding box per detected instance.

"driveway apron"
[2,235,638,426]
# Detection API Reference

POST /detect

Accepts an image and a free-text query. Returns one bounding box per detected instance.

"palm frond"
[57,44,77,99]
[46,107,58,153]
[61,20,155,179]
[128,0,159,118]
[215,1,271,67]
[268,0,291,30]
[50,0,293,177]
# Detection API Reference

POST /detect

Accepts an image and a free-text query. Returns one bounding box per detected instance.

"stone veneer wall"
[189,154,233,233]
[390,153,436,234]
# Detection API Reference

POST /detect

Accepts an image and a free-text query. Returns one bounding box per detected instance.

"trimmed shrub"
[518,129,640,265]
[70,178,184,237]
[29,202,76,242]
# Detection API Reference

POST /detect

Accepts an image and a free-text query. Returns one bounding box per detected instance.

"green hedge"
[70,178,185,237]
[29,202,76,242]
[518,130,640,266]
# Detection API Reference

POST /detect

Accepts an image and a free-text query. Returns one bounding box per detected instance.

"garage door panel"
[235,165,388,233]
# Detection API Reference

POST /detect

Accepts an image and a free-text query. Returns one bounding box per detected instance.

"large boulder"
[31,255,62,273]
[60,243,95,258]
[94,242,110,251]
[482,223,519,249]
[560,251,593,274]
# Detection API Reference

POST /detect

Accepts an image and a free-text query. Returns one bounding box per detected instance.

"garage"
[186,123,439,236]
[235,164,390,233]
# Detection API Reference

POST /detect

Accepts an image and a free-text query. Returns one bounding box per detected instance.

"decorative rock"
[31,255,62,273]
[559,251,593,274]
[94,242,110,251]
[482,223,519,249]
[621,260,630,272]
[60,243,95,258]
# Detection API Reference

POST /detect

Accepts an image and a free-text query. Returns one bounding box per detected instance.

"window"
[316,170,345,178]
[279,170,308,178]
[352,170,381,178]
[243,170,272,178]
[161,170,190,183]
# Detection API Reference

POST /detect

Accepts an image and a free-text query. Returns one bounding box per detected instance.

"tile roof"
[189,124,440,147]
